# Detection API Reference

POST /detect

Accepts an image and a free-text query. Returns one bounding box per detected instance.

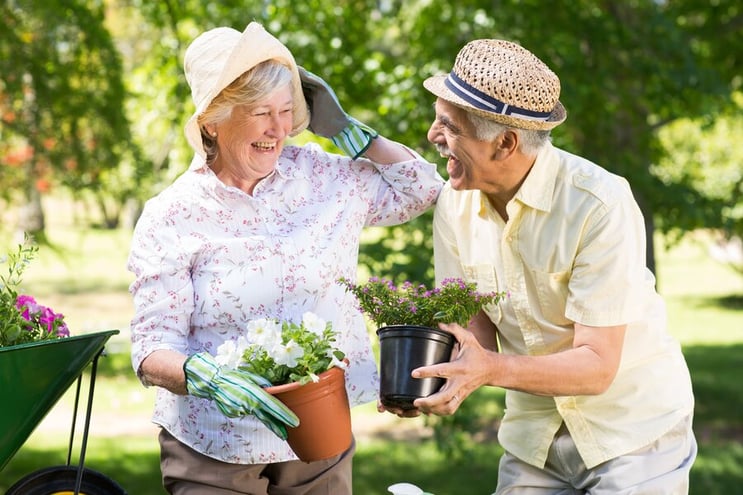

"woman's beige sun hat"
[183,22,310,157]
[424,39,566,131]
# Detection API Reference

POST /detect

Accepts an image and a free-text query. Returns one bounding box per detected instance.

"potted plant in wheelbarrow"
[340,276,504,410]
[0,239,125,494]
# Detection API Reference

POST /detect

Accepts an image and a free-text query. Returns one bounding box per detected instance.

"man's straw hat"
[183,22,309,157]
[424,39,566,131]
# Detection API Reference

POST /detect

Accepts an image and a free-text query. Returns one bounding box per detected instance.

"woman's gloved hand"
[184,352,299,440]
[299,66,378,159]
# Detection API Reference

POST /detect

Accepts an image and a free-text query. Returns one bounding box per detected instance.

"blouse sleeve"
[127,196,196,383]
[353,147,444,227]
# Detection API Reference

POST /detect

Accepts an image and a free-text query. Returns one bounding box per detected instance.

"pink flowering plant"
[0,241,70,347]
[215,312,346,386]
[340,277,504,328]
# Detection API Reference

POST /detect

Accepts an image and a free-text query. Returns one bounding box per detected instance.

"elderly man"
[411,39,697,494]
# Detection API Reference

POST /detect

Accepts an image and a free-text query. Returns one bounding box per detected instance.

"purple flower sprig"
[339,276,504,328]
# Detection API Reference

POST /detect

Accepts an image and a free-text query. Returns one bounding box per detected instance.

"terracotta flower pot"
[377,325,455,410]
[266,364,351,462]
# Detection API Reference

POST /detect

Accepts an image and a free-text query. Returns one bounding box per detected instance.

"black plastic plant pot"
[377,325,455,410]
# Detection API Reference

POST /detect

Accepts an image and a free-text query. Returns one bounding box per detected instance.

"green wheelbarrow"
[0,329,127,494]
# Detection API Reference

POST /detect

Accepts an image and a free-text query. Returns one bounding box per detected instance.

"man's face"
[427,99,497,191]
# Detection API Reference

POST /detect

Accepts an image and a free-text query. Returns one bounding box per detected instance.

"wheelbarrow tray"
[0,329,119,471]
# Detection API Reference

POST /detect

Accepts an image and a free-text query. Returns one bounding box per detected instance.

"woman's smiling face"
[212,84,294,188]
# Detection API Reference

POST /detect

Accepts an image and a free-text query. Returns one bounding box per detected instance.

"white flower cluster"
[215,311,346,384]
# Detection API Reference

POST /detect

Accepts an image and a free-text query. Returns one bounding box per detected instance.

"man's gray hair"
[466,111,551,155]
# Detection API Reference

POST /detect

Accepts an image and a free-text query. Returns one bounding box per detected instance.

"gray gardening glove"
[184,352,299,440]
[299,66,378,159]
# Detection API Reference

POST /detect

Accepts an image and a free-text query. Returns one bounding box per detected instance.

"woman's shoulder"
[279,143,352,179]
[141,170,201,215]
[281,142,346,165]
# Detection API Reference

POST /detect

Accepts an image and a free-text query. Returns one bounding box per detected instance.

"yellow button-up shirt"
[433,142,694,469]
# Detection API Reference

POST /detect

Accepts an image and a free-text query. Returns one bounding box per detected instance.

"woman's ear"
[203,124,217,137]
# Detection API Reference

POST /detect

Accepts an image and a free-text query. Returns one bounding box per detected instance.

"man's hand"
[411,323,485,416]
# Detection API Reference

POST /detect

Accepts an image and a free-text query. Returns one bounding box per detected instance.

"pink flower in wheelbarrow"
[0,238,71,347]
[15,294,70,338]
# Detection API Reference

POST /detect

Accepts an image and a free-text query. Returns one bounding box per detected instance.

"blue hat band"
[444,72,553,122]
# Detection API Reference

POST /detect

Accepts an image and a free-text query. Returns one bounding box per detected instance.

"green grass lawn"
[1,205,741,494]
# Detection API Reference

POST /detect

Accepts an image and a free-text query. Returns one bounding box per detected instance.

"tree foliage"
[2,0,741,275]
[0,0,134,232]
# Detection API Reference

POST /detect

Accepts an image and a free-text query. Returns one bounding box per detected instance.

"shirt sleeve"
[565,176,651,326]
[433,183,466,285]
[127,196,196,383]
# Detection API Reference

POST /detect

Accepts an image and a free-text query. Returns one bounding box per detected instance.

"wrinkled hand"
[184,352,299,439]
[412,323,489,416]
[299,66,378,159]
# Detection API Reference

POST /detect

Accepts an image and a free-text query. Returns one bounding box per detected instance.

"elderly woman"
[127,22,443,495]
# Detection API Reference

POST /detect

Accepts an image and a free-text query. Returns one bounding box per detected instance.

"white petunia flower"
[246,318,281,348]
[329,354,347,370]
[271,339,305,368]
[301,311,327,336]
[215,336,250,369]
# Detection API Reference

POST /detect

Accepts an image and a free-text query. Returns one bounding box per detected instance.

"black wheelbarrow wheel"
[5,465,127,495]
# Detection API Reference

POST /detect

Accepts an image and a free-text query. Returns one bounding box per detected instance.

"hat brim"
[185,23,310,157]
[423,74,566,131]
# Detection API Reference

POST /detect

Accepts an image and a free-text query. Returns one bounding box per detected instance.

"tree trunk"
[645,210,657,284]
[16,162,46,243]
[634,189,658,287]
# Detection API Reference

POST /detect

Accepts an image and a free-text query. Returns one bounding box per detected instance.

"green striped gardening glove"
[184,352,299,440]
[299,66,378,159]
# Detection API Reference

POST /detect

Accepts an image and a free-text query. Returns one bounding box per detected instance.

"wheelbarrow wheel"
[5,465,127,495]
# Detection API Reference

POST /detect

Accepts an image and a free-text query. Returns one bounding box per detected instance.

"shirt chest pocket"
[462,264,502,323]
[527,268,571,325]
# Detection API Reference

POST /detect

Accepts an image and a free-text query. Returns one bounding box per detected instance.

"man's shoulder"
[554,148,631,207]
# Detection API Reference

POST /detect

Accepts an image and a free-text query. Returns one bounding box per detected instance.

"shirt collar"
[187,147,306,183]
[188,153,208,171]
[513,142,559,213]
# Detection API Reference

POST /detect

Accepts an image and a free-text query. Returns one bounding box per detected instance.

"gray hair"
[466,111,551,156]
[198,60,293,165]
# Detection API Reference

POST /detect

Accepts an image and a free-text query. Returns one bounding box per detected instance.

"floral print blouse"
[127,143,443,463]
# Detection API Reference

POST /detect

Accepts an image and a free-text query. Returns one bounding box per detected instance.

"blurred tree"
[655,94,743,274]
[202,0,742,278]
[398,0,742,275]
[0,0,133,237]
[7,0,737,273]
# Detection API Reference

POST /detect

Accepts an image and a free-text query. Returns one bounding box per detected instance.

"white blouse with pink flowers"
[127,143,443,464]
